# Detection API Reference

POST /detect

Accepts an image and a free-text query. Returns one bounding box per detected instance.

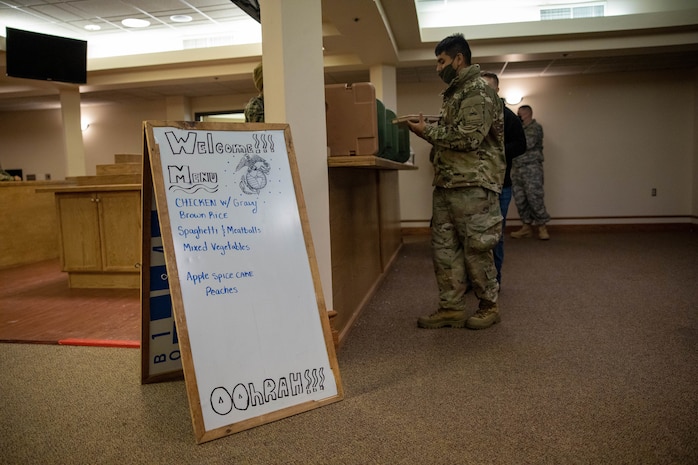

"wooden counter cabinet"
[327,156,417,343]
[0,180,68,268]
[54,187,141,288]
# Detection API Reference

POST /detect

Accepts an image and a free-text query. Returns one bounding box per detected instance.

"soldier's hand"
[406,113,427,139]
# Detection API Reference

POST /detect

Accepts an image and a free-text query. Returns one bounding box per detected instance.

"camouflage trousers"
[511,161,551,225]
[431,186,502,311]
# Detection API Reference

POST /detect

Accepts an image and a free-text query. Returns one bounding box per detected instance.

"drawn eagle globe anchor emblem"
[235,153,270,195]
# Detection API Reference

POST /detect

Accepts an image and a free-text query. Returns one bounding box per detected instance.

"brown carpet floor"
[1,230,696,464]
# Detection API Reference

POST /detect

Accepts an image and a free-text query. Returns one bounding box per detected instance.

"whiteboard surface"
[151,126,337,432]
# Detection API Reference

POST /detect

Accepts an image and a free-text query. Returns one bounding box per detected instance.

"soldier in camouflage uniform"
[510,105,551,240]
[244,62,264,123]
[407,33,505,330]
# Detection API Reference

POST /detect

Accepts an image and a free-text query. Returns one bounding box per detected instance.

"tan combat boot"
[538,225,550,240]
[417,309,467,329]
[510,224,532,238]
[465,305,501,330]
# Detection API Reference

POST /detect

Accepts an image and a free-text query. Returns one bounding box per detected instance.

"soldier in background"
[480,71,527,286]
[510,105,551,240]
[407,33,505,330]
[244,62,264,123]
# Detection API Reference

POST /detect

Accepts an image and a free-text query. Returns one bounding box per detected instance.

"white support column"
[370,64,397,113]
[59,87,86,177]
[260,0,333,309]
[166,96,192,121]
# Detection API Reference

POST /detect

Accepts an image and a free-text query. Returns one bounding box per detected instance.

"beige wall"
[81,101,165,173]
[0,108,64,180]
[0,92,257,178]
[0,68,696,225]
[397,68,698,226]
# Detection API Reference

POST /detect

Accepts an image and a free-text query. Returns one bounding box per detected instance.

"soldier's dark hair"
[435,33,472,65]
[519,104,532,112]
[481,71,499,86]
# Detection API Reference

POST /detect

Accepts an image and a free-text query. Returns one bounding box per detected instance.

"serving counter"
[328,155,417,343]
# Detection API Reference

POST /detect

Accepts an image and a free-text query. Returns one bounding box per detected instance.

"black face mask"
[439,61,458,84]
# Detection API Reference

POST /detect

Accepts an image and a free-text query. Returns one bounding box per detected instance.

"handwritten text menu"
[150,125,338,433]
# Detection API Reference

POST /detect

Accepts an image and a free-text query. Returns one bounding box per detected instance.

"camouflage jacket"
[515,118,544,165]
[244,95,265,123]
[422,64,505,193]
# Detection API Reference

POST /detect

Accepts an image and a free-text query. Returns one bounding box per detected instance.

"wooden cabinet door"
[97,191,141,272]
[56,193,102,271]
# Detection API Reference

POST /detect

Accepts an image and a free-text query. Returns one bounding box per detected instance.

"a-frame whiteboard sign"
[143,121,343,444]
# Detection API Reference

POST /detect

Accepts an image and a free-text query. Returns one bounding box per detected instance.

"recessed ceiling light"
[121,18,151,28]
[84,24,101,31]
[170,15,193,23]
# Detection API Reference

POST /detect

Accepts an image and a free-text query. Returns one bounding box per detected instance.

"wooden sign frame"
[141,120,343,443]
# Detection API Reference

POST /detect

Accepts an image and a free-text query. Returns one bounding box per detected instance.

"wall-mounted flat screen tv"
[6,27,87,84]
